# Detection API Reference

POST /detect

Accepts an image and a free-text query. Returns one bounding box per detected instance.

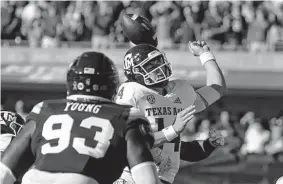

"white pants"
[22,169,99,184]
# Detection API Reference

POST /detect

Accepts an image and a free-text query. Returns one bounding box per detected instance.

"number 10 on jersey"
[41,114,114,158]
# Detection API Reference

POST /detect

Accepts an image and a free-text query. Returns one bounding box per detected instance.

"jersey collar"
[67,95,111,102]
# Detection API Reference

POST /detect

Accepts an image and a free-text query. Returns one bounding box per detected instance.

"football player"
[0,52,161,184]
[115,42,226,184]
[0,111,25,152]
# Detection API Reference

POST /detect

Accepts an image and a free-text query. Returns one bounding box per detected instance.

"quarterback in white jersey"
[115,42,226,184]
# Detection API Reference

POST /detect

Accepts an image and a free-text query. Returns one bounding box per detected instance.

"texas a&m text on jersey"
[0,51,160,184]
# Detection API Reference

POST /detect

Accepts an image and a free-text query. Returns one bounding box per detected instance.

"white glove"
[208,128,225,148]
[188,41,215,65]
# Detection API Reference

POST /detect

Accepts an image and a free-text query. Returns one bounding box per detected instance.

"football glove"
[208,128,225,148]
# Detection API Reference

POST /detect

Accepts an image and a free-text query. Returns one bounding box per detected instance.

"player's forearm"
[0,163,16,184]
[194,60,226,113]
[131,162,162,184]
[153,131,170,148]
[180,139,216,162]
[203,59,226,94]
[153,125,181,148]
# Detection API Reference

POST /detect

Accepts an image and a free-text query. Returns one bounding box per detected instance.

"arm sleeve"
[1,120,36,179]
[124,118,154,169]
[180,139,216,162]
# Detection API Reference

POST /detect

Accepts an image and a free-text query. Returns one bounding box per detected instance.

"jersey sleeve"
[123,118,154,169]
[25,101,44,122]
[171,79,197,106]
[115,83,137,107]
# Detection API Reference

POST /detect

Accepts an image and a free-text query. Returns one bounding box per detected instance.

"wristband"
[162,125,179,142]
[199,52,215,65]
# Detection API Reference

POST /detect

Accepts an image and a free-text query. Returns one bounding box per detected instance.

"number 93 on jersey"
[41,114,114,158]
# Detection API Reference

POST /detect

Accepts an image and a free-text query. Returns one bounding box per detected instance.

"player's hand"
[173,105,196,135]
[208,128,225,148]
[188,41,210,56]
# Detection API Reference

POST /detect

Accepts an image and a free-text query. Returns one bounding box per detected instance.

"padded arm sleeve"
[124,118,154,169]
[180,139,216,162]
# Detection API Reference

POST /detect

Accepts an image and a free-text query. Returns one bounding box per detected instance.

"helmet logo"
[0,112,16,125]
[93,85,99,91]
[85,78,91,86]
[84,67,95,75]
[148,50,160,58]
[77,82,85,90]
[73,81,78,90]
[124,53,133,70]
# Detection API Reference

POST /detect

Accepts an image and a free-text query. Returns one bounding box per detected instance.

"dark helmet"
[0,111,25,136]
[123,44,172,87]
[66,51,120,100]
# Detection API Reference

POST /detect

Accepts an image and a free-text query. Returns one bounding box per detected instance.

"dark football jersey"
[25,98,151,184]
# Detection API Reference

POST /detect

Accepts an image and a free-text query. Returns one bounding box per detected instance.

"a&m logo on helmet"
[0,111,24,136]
[124,53,134,70]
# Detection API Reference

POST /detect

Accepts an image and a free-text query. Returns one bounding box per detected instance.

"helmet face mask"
[133,53,172,86]
[124,44,173,87]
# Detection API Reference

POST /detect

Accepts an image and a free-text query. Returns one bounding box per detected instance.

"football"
[122,14,158,47]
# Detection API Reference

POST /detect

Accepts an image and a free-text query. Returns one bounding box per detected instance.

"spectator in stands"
[247,7,269,52]
[175,6,199,49]
[266,14,283,51]
[27,17,45,47]
[1,1,25,40]
[241,117,270,155]
[150,2,180,49]
[1,0,283,50]
[195,119,211,140]
[230,3,248,50]
[201,1,230,49]
[265,114,283,160]
[40,1,61,48]
[61,2,91,42]
[20,1,41,41]
[91,1,123,49]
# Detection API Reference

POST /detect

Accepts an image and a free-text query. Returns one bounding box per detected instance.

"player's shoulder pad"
[116,82,144,107]
[169,79,194,89]
[169,79,196,98]
[116,82,135,106]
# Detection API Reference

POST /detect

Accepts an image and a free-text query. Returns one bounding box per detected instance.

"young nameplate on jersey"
[0,52,162,184]
[114,42,226,184]
[0,111,25,152]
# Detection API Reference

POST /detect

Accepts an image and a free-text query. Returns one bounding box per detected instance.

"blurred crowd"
[180,110,283,162]
[1,97,283,162]
[1,0,283,51]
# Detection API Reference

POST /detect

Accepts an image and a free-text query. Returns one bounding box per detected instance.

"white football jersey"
[116,79,197,183]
